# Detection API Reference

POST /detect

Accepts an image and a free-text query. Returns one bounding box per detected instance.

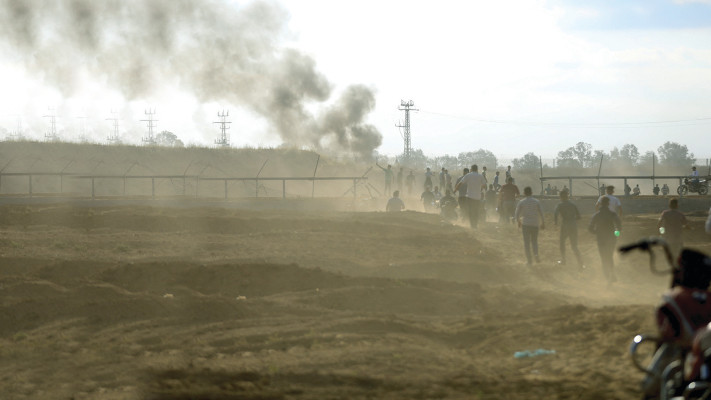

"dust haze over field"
[2,142,711,398]
[0,0,381,156]
[2,1,711,397]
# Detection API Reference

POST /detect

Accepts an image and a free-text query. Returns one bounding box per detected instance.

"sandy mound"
[0,202,710,399]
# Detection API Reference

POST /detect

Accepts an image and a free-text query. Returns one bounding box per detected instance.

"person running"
[498,177,520,224]
[554,189,583,268]
[405,170,415,196]
[455,168,469,222]
[386,190,405,212]
[588,196,622,284]
[376,162,394,196]
[658,197,688,260]
[515,186,545,266]
[596,185,622,218]
[454,165,486,228]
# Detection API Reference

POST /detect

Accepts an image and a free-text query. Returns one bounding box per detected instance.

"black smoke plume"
[0,0,382,156]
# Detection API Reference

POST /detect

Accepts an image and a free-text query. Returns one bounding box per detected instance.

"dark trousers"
[522,225,539,264]
[500,200,515,224]
[467,199,480,228]
[458,197,468,221]
[560,224,582,264]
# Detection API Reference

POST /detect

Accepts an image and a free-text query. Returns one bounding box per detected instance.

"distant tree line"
[390,141,700,175]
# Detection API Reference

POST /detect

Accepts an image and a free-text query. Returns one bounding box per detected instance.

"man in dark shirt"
[498,177,519,224]
[589,196,622,283]
[420,186,435,212]
[554,189,583,268]
[658,197,688,259]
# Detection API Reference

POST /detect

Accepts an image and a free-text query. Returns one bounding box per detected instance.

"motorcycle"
[439,197,458,221]
[677,178,708,196]
[625,238,711,400]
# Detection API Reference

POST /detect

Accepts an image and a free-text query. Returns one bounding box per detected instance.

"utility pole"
[213,110,231,147]
[44,108,59,142]
[141,108,157,146]
[395,100,417,159]
[106,110,120,144]
[9,116,23,141]
[76,115,88,143]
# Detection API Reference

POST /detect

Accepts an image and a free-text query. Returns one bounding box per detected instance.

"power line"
[419,110,711,129]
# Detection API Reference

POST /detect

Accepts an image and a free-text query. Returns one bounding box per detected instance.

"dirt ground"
[1,199,710,399]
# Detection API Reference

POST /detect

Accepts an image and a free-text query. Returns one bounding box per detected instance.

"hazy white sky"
[1,0,711,160]
[278,0,711,159]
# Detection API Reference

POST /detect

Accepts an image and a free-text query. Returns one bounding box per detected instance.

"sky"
[1,0,711,161]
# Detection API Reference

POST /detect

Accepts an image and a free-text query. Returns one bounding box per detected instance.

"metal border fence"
[0,172,368,200]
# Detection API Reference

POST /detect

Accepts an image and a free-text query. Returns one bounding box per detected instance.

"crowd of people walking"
[382,162,711,285]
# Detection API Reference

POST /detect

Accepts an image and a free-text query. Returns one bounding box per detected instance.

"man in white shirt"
[692,166,700,184]
[515,186,545,266]
[454,164,487,228]
[596,185,622,218]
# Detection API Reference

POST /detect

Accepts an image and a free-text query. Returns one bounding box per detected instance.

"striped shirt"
[515,196,543,227]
